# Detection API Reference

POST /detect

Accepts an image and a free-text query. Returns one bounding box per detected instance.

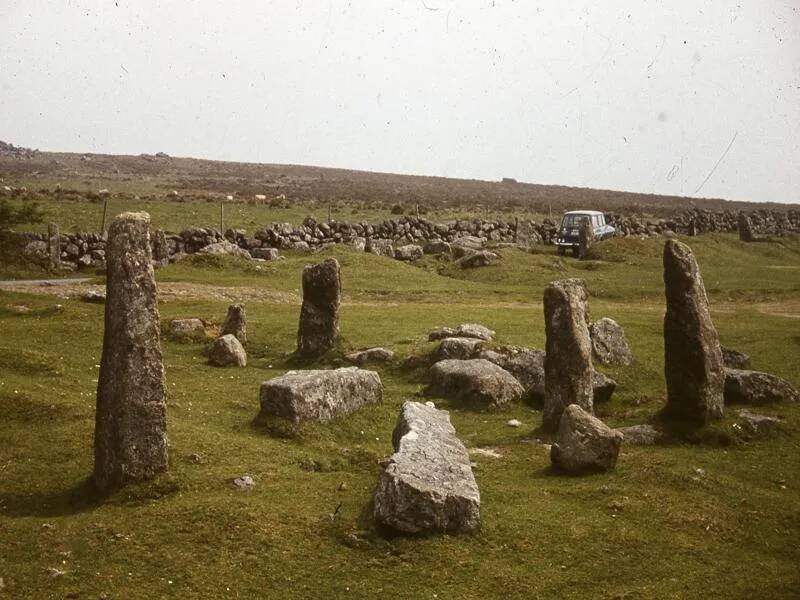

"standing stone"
[151,228,169,266]
[578,217,594,259]
[93,212,168,492]
[589,317,634,366]
[662,239,724,423]
[738,212,755,242]
[687,218,698,237]
[297,258,341,357]
[543,279,594,432]
[221,303,247,344]
[47,223,61,270]
[515,218,533,247]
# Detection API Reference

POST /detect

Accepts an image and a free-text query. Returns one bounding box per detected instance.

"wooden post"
[328,203,332,224]
[416,204,420,219]
[100,198,109,232]
[220,199,225,232]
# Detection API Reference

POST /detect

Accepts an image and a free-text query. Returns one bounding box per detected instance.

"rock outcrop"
[297,258,341,358]
[93,212,168,492]
[662,239,724,423]
[373,402,480,534]
[428,359,524,408]
[542,279,594,432]
[259,367,383,423]
[550,405,622,473]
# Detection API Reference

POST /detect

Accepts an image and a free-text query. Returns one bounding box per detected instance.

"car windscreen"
[561,214,590,228]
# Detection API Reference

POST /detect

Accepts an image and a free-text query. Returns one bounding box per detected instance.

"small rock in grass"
[208,334,247,367]
[550,404,622,473]
[345,347,395,365]
[233,475,255,489]
[506,419,523,428]
[616,424,662,445]
[737,409,782,435]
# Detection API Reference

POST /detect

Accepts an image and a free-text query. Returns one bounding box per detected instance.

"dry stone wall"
[6,208,799,271]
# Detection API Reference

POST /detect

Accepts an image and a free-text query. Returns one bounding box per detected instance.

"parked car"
[554,210,615,255]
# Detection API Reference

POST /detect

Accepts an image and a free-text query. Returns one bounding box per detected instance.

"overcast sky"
[1,1,798,203]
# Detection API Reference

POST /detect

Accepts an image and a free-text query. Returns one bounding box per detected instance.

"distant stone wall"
[5,208,799,272]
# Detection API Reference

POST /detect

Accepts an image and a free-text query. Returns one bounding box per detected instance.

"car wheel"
[557,246,565,256]
[571,247,579,257]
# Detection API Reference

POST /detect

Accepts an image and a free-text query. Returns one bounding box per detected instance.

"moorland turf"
[1,234,799,599]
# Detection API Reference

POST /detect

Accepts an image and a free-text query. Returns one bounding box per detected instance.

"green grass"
[3,193,541,235]
[1,234,799,599]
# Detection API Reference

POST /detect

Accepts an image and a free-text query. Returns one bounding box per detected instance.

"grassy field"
[1,233,799,599]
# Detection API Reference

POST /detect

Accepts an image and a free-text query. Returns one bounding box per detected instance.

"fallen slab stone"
[434,337,482,361]
[373,401,480,534]
[550,404,622,473]
[428,359,524,408]
[259,367,383,423]
[616,424,662,445]
[589,317,633,366]
[721,347,751,370]
[345,347,395,365]
[208,334,247,367]
[723,368,799,405]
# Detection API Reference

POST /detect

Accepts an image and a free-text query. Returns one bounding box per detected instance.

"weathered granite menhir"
[93,212,168,492]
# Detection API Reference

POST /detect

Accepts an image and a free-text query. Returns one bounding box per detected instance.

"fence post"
[100,198,109,232]
[220,199,225,232]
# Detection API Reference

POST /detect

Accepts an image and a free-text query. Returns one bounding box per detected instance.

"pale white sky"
[1,1,798,203]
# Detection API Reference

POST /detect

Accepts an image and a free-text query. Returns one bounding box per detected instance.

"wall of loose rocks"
[5,208,799,272]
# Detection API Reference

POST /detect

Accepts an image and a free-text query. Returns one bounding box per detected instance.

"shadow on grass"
[1,473,182,518]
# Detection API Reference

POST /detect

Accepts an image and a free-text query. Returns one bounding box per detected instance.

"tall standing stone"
[297,258,341,357]
[47,222,61,270]
[542,279,594,432]
[662,239,724,423]
[737,212,755,242]
[221,303,247,344]
[515,218,533,247]
[93,212,168,492]
[578,217,593,259]
[151,228,169,266]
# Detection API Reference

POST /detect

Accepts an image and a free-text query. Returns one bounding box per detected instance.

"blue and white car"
[554,210,615,255]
